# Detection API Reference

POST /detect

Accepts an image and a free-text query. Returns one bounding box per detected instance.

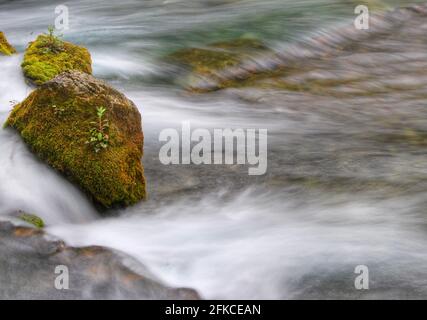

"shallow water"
[1,0,427,299]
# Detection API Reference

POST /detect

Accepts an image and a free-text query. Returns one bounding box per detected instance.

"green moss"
[17,213,45,228]
[0,32,16,55]
[6,72,146,208]
[167,38,269,88]
[21,35,92,85]
[210,38,268,51]
[168,47,241,75]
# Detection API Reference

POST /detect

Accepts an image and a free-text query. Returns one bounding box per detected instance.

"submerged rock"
[5,71,146,208]
[0,31,16,55]
[174,4,427,93]
[166,38,269,91]
[0,220,200,299]
[21,34,92,85]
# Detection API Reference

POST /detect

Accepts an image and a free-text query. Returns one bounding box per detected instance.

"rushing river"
[1,0,427,299]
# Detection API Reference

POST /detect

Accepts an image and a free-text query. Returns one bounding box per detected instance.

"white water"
[1,0,427,299]
[48,190,427,299]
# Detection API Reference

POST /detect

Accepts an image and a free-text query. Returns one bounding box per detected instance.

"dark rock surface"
[0,220,200,299]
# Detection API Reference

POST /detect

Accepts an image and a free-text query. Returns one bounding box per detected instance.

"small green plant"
[52,104,66,117]
[40,26,64,54]
[18,213,45,228]
[87,106,110,153]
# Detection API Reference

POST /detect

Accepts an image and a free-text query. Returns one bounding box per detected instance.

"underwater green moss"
[21,34,92,85]
[167,38,269,88]
[170,47,240,74]
[0,32,16,55]
[210,38,268,51]
[6,71,146,208]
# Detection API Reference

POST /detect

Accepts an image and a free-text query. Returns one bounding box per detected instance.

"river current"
[1,0,427,299]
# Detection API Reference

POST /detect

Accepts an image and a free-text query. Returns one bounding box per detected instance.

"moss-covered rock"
[21,34,92,85]
[5,71,146,208]
[0,31,16,55]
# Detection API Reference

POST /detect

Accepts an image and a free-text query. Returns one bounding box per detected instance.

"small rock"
[0,221,201,299]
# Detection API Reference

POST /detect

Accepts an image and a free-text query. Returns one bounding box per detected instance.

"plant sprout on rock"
[87,106,110,153]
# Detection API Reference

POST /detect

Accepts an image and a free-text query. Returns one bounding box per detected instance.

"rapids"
[1,0,427,299]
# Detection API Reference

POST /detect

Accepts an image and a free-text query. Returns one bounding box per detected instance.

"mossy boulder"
[21,34,92,85]
[0,31,16,55]
[5,71,146,208]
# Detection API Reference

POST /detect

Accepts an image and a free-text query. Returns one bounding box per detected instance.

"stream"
[1,0,427,299]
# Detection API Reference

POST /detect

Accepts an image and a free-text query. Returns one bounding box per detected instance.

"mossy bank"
[0,31,16,55]
[21,34,92,85]
[5,71,146,208]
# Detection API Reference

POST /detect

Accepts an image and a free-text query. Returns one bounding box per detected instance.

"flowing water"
[1,0,427,299]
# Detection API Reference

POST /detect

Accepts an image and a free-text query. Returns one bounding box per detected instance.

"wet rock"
[0,220,200,299]
[166,37,269,91]
[182,3,427,93]
[5,71,146,208]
